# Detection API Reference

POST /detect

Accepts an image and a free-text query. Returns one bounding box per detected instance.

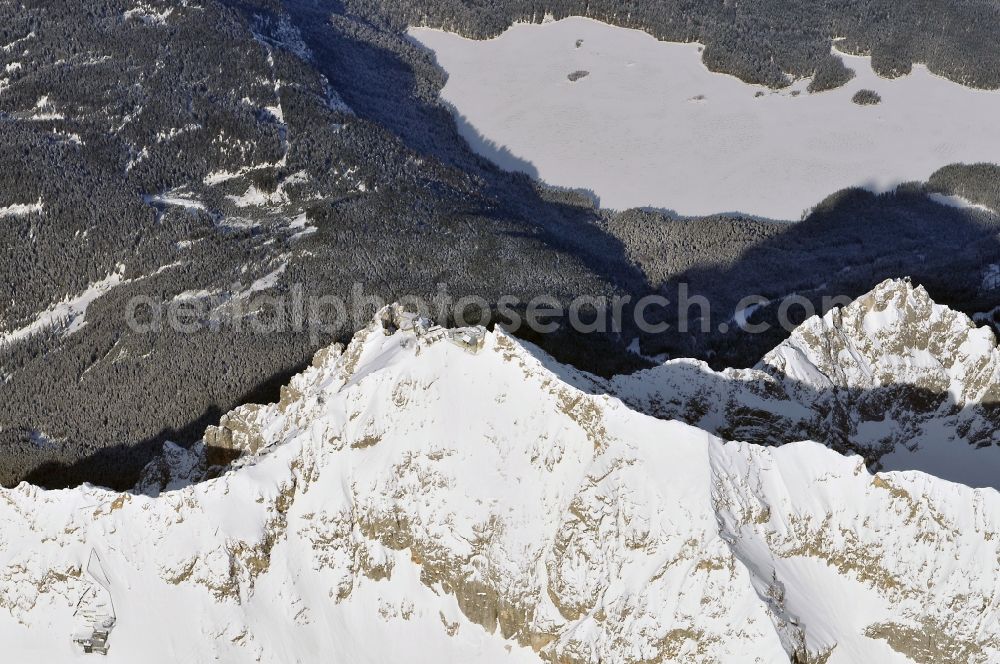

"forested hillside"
[1,0,998,489]
[359,0,1000,89]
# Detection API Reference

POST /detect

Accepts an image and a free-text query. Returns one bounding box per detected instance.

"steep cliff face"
[764,279,999,401]
[2,283,1000,663]
[608,279,1000,486]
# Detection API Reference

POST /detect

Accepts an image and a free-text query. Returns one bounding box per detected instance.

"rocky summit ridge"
[2,279,999,663]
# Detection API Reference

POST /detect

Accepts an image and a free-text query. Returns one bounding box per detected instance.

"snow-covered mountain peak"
[607,279,1000,486]
[765,278,1000,402]
[5,290,1000,663]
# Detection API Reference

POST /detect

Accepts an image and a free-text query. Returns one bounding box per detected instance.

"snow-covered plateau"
[2,280,1000,663]
[409,17,1000,219]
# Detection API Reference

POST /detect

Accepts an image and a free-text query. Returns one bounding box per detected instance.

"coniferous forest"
[1,0,999,488]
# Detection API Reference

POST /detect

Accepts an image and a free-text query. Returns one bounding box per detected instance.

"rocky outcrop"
[608,279,1000,482]
[4,285,1000,662]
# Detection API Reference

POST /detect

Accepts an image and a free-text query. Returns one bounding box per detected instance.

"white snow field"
[0,266,126,348]
[409,17,1000,219]
[3,285,1000,663]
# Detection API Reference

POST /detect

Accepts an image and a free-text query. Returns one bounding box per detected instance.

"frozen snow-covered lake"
[409,17,1000,219]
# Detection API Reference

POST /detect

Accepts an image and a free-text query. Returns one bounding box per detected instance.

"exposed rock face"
[766,278,998,403]
[3,285,1000,662]
[608,279,1000,484]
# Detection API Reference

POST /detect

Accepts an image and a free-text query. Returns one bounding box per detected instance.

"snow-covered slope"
[3,285,1000,663]
[607,279,1000,488]
[409,16,1000,219]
